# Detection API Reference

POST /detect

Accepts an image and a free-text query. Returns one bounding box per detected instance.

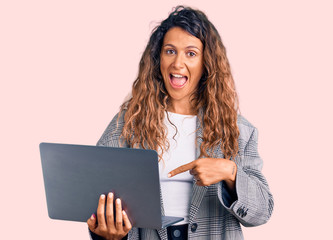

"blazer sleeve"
[217,126,274,227]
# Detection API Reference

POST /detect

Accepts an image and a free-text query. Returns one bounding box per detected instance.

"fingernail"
[167,173,171,178]
[122,210,126,215]
[101,194,105,199]
[91,214,95,219]
[116,198,121,204]
[108,192,113,198]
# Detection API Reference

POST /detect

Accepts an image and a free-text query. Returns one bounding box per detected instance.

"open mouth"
[169,73,188,88]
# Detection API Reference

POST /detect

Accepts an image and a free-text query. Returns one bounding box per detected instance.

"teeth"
[171,74,185,78]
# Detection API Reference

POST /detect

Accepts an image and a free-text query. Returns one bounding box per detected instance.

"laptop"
[39,142,183,229]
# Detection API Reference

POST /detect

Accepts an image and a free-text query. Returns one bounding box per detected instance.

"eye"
[166,49,176,55]
[187,51,196,57]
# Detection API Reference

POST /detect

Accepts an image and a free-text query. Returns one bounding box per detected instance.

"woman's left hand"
[168,158,237,188]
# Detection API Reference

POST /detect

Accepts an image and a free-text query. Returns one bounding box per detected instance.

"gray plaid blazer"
[89,111,274,240]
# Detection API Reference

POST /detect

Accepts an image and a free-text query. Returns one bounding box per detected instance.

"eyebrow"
[163,43,202,52]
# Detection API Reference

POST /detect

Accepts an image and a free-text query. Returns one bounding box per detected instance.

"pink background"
[1,0,332,239]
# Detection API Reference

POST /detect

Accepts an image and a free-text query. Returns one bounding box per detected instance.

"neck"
[167,100,197,115]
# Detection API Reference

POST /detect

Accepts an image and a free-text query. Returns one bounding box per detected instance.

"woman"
[87,5,274,240]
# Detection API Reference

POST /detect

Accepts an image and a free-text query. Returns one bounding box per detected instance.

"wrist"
[224,161,237,190]
[228,161,237,182]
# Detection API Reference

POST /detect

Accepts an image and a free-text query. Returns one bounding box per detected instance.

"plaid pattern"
[89,112,274,240]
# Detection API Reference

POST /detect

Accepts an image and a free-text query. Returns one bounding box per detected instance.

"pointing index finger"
[168,161,196,178]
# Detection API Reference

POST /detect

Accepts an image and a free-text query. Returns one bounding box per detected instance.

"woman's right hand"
[87,192,132,240]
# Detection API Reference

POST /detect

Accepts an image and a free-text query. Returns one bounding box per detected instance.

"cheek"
[190,64,204,80]
[160,67,168,84]
[195,62,204,79]
[160,59,168,76]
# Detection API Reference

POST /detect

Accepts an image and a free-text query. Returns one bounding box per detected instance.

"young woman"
[87,6,274,240]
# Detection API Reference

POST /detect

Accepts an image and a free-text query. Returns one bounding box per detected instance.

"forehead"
[162,27,203,49]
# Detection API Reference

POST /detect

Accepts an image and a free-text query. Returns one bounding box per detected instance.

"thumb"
[87,213,97,232]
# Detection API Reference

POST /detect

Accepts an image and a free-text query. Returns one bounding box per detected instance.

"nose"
[172,54,185,69]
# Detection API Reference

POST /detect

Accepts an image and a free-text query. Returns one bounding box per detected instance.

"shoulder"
[237,114,258,148]
[107,111,126,134]
[237,114,256,133]
[97,111,126,147]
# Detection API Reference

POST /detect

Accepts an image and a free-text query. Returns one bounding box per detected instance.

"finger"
[122,210,132,232]
[168,161,196,178]
[106,192,115,229]
[189,166,198,176]
[87,214,97,232]
[196,178,209,186]
[196,180,204,186]
[115,198,123,230]
[96,194,107,229]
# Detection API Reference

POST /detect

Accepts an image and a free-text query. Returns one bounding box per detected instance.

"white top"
[159,111,197,225]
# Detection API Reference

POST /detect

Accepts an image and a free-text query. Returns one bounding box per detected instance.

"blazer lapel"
[189,112,208,224]
[157,186,168,240]
[157,228,168,240]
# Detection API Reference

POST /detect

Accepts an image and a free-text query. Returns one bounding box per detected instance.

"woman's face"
[160,27,204,112]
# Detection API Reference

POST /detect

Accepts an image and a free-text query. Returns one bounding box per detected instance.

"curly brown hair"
[119,6,239,160]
